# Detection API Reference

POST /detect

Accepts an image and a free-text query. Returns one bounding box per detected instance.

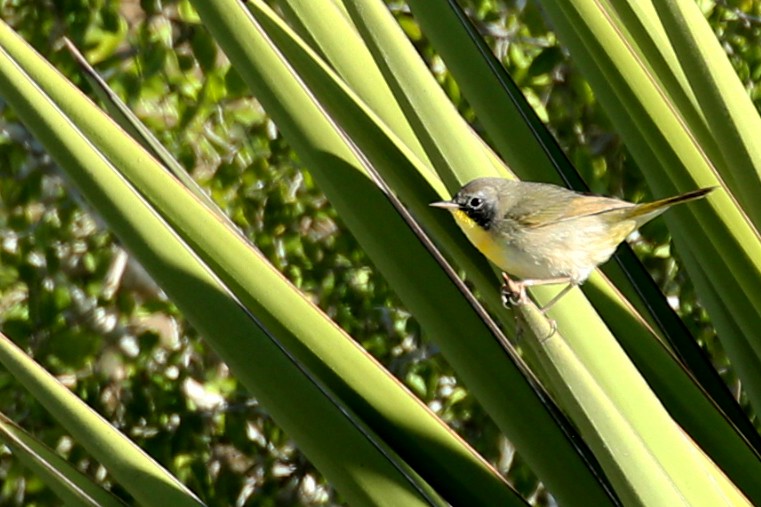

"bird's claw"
[542,319,558,342]
[501,273,528,307]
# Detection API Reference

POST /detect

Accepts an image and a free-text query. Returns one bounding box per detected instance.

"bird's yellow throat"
[451,209,505,268]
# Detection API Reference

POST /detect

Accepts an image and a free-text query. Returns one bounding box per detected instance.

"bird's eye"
[468,197,484,209]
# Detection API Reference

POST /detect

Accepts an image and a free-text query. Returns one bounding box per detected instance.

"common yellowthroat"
[431,178,715,310]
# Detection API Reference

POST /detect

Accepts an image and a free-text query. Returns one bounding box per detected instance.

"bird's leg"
[538,283,576,313]
[501,274,575,312]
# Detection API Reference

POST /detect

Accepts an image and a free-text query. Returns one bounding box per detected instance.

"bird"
[430,177,715,311]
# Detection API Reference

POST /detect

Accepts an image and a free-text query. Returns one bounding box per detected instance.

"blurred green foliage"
[0,0,758,505]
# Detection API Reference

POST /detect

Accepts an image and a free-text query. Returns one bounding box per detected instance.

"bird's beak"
[429,200,460,210]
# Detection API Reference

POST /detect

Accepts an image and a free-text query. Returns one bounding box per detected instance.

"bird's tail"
[627,186,717,226]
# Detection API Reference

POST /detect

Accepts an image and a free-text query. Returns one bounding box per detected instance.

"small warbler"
[431,177,715,310]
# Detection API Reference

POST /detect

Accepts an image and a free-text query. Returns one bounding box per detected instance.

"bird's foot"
[502,273,559,339]
[500,273,528,307]
[542,319,559,342]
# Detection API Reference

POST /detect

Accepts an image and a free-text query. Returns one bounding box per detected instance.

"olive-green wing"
[506,183,632,229]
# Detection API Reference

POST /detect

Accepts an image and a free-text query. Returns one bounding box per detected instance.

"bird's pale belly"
[453,209,612,283]
[468,228,561,279]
